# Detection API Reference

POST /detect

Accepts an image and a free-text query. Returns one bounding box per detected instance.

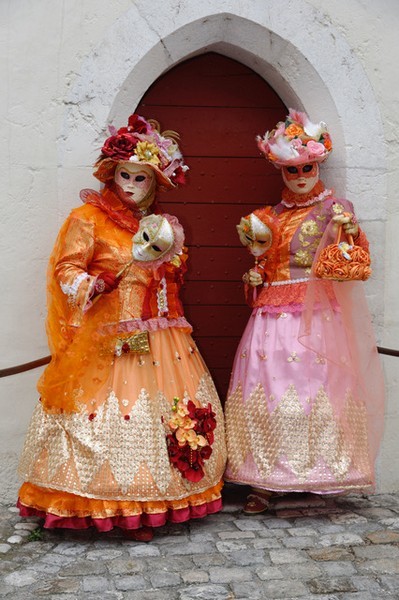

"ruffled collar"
[80,185,157,233]
[281,180,333,208]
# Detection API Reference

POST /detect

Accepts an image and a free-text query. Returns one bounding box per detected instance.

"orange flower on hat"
[323,136,333,151]
[285,124,304,138]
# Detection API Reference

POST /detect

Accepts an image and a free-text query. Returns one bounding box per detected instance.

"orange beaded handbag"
[314,225,371,281]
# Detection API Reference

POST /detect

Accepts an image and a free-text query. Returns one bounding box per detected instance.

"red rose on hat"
[101,133,138,160]
[127,114,151,134]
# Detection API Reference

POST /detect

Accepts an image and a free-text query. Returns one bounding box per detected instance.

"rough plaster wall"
[1,0,398,503]
[307,0,399,502]
[0,0,133,503]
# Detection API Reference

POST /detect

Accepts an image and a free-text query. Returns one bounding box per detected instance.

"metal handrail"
[377,346,399,357]
[0,356,51,378]
[0,345,398,379]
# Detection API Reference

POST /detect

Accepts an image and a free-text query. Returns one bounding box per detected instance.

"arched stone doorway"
[61,5,386,339]
[136,53,287,397]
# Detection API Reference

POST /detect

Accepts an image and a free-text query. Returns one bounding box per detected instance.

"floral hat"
[257,109,333,167]
[94,113,189,189]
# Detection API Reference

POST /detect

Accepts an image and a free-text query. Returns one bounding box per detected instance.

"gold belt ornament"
[115,331,150,356]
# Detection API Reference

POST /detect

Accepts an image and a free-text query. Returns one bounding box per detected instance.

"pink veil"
[299,219,385,467]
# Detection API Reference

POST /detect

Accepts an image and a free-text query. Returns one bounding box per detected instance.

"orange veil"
[37,218,120,414]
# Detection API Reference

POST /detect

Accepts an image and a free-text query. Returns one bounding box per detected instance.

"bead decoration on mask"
[94,113,189,189]
[256,108,332,168]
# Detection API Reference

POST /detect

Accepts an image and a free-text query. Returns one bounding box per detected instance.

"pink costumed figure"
[224,109,385,514]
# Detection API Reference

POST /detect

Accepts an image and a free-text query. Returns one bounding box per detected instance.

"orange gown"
[18,189,226,530]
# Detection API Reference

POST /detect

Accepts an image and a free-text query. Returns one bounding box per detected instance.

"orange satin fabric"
[19,481,223,519]
[38,193,188,414]
[273,205,315,281]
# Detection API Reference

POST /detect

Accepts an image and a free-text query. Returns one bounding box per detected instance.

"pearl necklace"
[281,188,333,209]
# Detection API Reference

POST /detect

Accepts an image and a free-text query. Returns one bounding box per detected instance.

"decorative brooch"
[114,331,150,356]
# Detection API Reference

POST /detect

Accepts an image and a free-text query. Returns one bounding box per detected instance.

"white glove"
[332,212,359,238]
[242,269,263,287]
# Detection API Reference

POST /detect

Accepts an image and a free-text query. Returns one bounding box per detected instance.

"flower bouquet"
[166,396,216,482]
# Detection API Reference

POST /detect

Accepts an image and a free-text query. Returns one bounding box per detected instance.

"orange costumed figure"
[18,114,226,540]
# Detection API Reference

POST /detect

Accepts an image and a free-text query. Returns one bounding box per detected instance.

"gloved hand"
[93,271,120,297]
[242,269,263,287]
[332,212,359,238]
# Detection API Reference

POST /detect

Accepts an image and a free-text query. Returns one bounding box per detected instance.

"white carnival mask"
[281,162,320,195]
[237,213,273,257]
[114,161,155,209]
[132,215,175,262]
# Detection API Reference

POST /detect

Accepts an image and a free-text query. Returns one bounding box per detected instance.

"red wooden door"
[137,52,287,399]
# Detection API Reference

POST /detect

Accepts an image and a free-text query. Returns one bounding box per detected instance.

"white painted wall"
[1,0,398,503]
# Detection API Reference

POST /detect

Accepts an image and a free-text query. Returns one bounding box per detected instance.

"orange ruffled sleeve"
[53,214,97,327]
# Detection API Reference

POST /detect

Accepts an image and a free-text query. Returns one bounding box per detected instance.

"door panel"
[163,203,264,247]
[137,52,286,400]
[161,157,280,205]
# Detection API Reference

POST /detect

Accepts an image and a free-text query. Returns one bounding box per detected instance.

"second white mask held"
[132,215,175,262]
[237,213,273,257]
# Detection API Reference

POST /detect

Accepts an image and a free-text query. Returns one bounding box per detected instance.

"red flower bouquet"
[166,397,216,482]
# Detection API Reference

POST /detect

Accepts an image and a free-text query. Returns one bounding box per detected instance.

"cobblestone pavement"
[1,485,399,599]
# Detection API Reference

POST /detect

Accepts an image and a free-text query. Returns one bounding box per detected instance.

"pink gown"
[224,192,384,494]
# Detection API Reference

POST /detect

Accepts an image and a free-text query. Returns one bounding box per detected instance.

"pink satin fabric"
[224,196,384,495]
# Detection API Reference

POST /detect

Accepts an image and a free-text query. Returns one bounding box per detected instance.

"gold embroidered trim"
[223,476,374,492]
[246,384,279,478]
[19,374,226,502]
[224,384,251,477]
[225,383,372,488]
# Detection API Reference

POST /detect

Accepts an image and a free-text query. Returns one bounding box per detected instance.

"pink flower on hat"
[275,122,286,138]
[291,138,304,151]
[306,140,326,156]
[288,109,307,125]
